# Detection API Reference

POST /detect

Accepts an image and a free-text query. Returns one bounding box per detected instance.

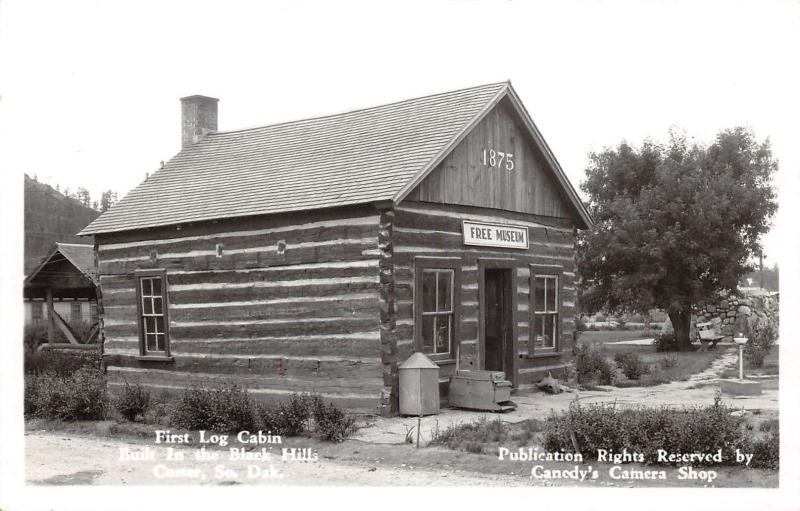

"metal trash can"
[398,352,440,416]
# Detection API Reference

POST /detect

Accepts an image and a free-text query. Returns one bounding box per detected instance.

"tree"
[577,128,777,350]
[76,187,91,207]
[100,190,118,212]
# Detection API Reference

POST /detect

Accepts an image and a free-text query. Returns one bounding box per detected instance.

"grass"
[721,346,779,379]
[429,417,544,454]
[566,329,726,388]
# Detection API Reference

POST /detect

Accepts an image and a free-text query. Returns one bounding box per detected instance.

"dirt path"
[355,346,779,445]
[25,431,525,486]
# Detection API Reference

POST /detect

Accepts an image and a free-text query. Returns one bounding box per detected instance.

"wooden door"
[484,269,511,373]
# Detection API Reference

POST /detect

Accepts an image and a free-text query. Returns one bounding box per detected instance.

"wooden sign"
[462,220,529,249]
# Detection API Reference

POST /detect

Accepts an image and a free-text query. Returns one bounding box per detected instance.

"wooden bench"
[696,322,724,350]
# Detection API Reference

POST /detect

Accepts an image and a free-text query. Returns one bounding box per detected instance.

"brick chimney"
[180,95,218,148]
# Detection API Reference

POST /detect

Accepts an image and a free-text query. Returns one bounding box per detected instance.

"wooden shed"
[79,82,592,414]
[24,242,100,345]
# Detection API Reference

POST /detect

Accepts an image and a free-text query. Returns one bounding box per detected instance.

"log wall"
[96,206,386,412]
[390,201,577,397]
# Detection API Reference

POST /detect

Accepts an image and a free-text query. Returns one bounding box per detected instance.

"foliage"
[613,351,650,380]
[255,393,356,441]
[654,332,679,352]
[309,396,357,442]
[171,382,258,433]
[544,397,747,465]
[575,316,588,332]
[25,367,108,420]
[573,343,616,385]
[273,393,313,436]
[744,322,777,368]
[24,347,102,376]
[746,420,779,469]
[577,129,778,350]
[115,381,151,422]
[429,417,544,453]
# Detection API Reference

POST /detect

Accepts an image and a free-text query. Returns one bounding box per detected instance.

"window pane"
[71,302,82,321]
[146,334,156,351]
[534,277,546,312]
[544,314,556,348]
[142,278,152,297]
[421,271,436,313]
[437,270,452,312]
[153,297,163,315]
[144,317,155,334]
[421,315,435,353]
[533,315,544,349]
[143,298,153,315]
[155,316,165,335]
[435,314,451,354]
[155,334,165,352]
[546,277,557,312]
[152,278,162,296]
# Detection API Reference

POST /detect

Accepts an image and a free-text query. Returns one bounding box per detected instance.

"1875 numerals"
[481,148,514,170]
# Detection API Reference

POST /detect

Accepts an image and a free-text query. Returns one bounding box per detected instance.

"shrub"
[614,352,650,380]
[575,316,588,332]
[24,349,102,376]
[659,353,678,370]
[275,393,314,436]
[310,396,357,442]
[544,397,747,465]
[573,344,616,385]
[594,313,607,323]
[655,332,678,352]
[171,382,258,433]
[115,381,151,422]
[26,367,108,421]
[744,322,777,368]
[748,423,779,469]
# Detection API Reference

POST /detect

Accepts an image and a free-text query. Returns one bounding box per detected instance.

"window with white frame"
[138,274,169,355]
[418,268,455,356]
[532,274,559,350]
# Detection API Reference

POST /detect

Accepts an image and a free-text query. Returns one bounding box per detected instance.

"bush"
[310,396,357,442]
[171,382,258,433]
[613,352,650,380]
[573,344,616,385]
[747,423,779,469]
[115,381,151,422]
[24,349,102,376]
[655,332,678,352]
[744,322,777,368]
[544,397,747,465]
[575,316,588,332]
[659,353,678,369]
[25,367,108,421]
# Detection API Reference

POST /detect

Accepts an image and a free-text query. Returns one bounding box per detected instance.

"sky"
[1,0,798,263]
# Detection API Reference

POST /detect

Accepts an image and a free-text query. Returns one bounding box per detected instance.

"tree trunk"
[668,308,693,351]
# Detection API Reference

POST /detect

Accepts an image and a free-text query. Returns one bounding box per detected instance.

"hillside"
[24,174,100,275]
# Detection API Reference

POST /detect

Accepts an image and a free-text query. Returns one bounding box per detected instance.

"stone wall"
[693,291,779,341]
[660,290,779,342]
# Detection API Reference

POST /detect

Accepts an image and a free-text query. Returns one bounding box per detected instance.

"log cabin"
[79,82,592,414]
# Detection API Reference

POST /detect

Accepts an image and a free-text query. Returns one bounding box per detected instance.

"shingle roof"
[24,243,97,285]
[57,243,97,282]
[80,81,591,235]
